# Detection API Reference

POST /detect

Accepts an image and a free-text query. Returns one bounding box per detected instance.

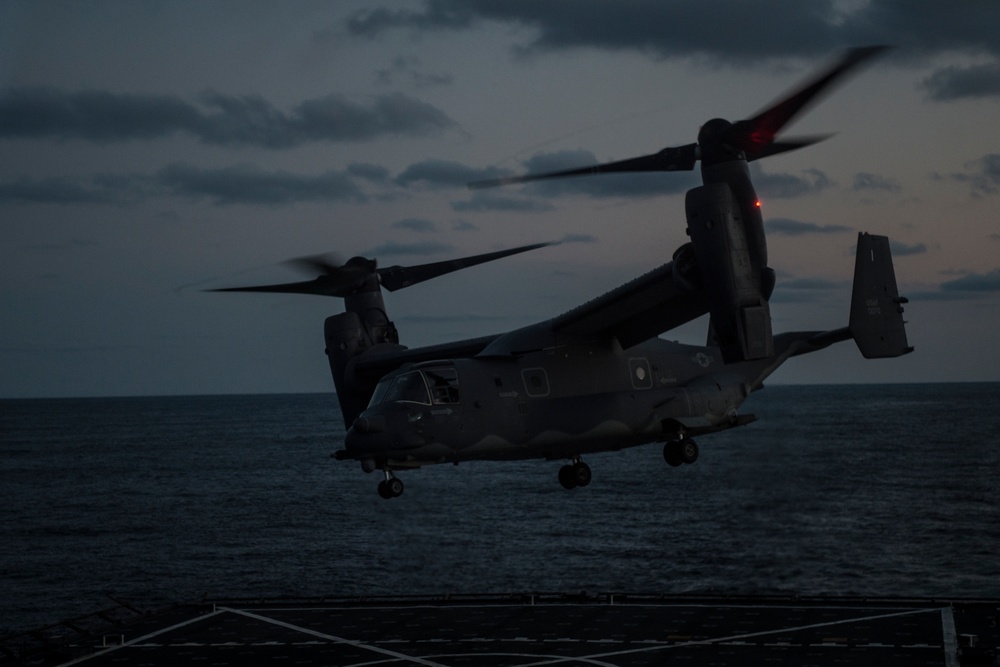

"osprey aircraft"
[213,47,912,499]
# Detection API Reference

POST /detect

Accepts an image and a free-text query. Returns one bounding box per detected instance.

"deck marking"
[56,608,226,666]
[515,606,946,666]
[219,607,450,667]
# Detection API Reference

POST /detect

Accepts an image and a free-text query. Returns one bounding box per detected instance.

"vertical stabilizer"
[850,233,913,358]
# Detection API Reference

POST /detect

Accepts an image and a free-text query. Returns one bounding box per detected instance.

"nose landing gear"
[558,458,592,490]
[377,471,404,499]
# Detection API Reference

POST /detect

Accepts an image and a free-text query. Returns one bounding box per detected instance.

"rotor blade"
[745,134,833,162]
[207,276,352,298]
[729,45,889,151]
[468,144,698,189]
[377,242,554,291]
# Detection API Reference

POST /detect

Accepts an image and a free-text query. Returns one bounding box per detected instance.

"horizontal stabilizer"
[850,233,913,358]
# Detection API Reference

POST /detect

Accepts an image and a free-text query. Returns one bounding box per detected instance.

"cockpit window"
[368,371,429,407]
[368,366,460,407]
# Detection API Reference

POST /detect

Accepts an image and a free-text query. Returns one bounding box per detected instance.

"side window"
[629,357,653,390]
[425,368,460,404]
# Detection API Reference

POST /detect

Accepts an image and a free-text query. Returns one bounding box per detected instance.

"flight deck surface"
[3,594,997,666]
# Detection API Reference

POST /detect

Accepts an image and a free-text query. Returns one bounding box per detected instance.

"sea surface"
[1,384,998,636]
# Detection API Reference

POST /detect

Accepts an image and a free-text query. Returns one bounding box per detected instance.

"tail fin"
[849,232,914,358]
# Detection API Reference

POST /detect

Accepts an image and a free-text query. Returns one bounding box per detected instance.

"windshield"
[368,366,460,407]
[369,371,429,407]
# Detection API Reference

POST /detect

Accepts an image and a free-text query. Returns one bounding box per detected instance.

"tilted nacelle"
[684,178,775,363]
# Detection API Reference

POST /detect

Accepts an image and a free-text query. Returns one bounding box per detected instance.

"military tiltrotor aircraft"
[213,46,912,499]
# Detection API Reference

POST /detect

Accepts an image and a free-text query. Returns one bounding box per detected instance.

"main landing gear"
[377,471,404,499]
[663,437,699,467]
[558,458,592,490]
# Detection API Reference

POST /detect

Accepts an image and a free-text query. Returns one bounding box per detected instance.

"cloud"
[395,159,510,189]
[347,163,392,184]
[923,62,1000,100]
[940,269,1000,292]
[346,1,1000,62]
[852,172,901,192]
[934,154,1000,196]
[769,272,849,304]
[0,163,378,206]
[888,240,928,256]
[450,192,555,213]
[0,87,457,147]
[155,163,368,205]
[392,218,437,232]
[780,277,848,290]
[766,217,852,236]
[753,165,834,199]
[375,56,454,88]
[0,174,135,205]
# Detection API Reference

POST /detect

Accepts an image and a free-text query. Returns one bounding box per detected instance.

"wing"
[352,334,501,375]
[550,261,707,349]
[358,259,708,370]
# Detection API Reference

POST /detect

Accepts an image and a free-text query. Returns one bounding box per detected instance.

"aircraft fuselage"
[340,337,758,470]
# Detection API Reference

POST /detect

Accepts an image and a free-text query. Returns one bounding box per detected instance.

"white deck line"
[219,606,450,667]
[56,609,225,666]
[515,606,947,666]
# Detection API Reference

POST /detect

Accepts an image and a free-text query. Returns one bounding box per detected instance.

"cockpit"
[368,365,460,407]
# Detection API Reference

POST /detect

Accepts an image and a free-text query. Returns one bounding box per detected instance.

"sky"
[2,0,1000,398]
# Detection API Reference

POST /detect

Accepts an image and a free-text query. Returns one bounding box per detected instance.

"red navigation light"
[755,199,761,208]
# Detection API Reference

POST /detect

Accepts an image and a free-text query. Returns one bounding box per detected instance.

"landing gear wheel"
[377,475,404,499]
[680,437,699,464]
[663,438,699,467]
[558,460,592,489]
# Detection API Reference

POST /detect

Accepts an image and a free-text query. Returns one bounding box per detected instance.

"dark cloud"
[347,163,392,183]
[940,269,1000,292]
[780,277,847,290]
[936,154,1000,196]
[753,166,834,199]
[853,172,901,192]
[346,1,1000,62]
[888,240,928,256]
[0,174,134,205]
[766,217,853,236]
[0,163,374,207]
[392,218,437,232]
[155,163,368,205]
[375,56,454,88]
[395,159,510,189]
[0,87,456,147]
[450,192,555,213]
[923,62,1000,100]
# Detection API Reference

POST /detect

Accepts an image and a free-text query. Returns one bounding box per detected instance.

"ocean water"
[1,384,998,636]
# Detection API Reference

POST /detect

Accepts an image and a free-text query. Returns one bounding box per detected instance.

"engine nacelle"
[685,182,773,363]
[325,288,404,427]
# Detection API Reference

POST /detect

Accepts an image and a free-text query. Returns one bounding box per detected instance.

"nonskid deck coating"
[3,594,998,666]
